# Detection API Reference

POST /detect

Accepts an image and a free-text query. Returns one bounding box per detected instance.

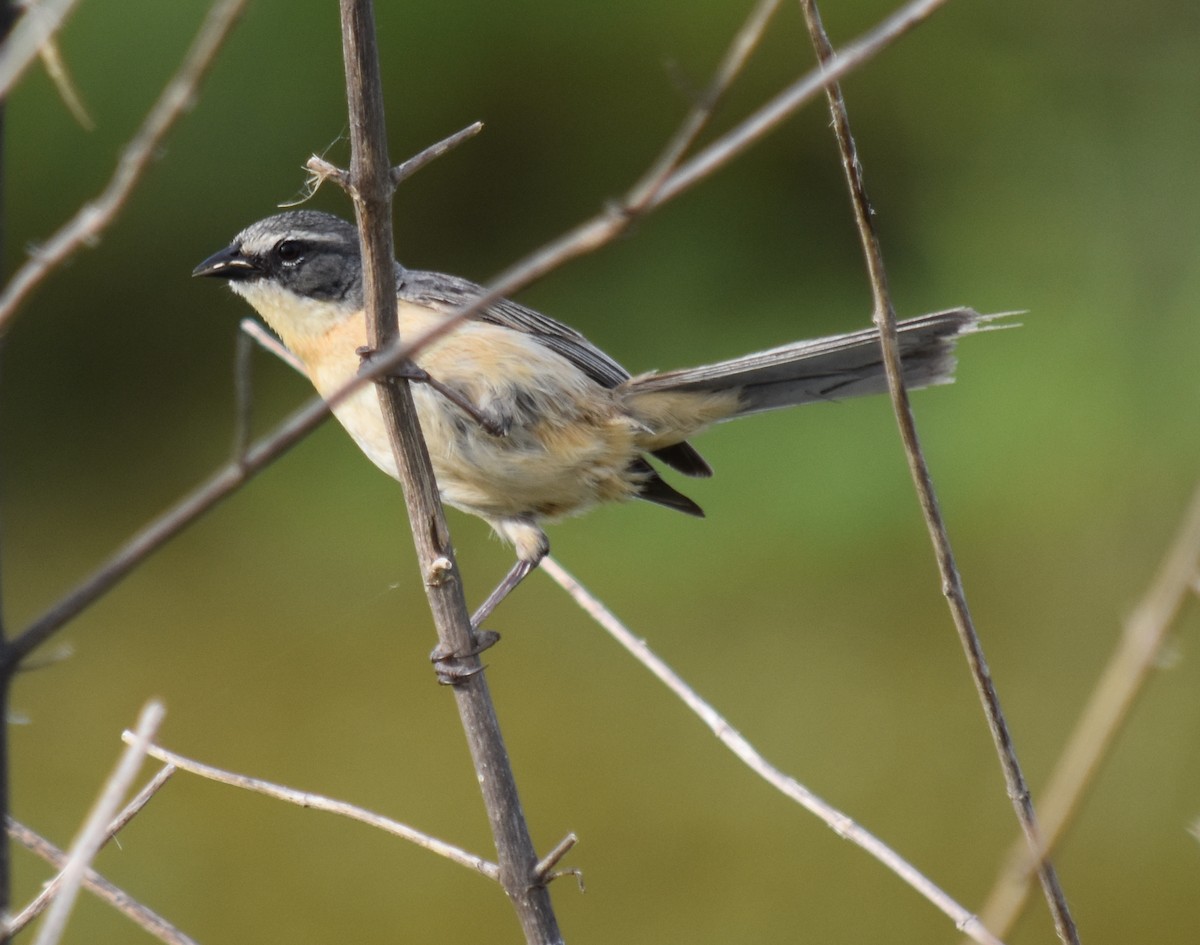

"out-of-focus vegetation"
[4,1,1199,943]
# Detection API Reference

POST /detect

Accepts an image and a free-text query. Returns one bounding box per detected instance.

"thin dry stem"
[972,480,1200,938]
[625,0,780,210]
[239,318,303,372]
[337,2,562,940]
[338,0,962,404]
[127,735,500,881]
[534,833,578,882]
[0,0,250,335]
[0,0,82,96]
[31,701,164,945]
[9,764,175,936]
[795,2,1079,943]
[35,30,93,128]
[796,3,1080,940]
[390,120,483,185]
[539,557,1007,945]
[8,818,197,945]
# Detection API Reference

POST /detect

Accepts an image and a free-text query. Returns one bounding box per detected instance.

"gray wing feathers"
[626,308,1002,416]
[399,269,631,388]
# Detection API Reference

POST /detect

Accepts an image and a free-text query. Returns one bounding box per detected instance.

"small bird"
[195,210,996,625]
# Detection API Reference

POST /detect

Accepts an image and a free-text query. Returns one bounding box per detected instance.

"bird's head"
[193,210,368,339]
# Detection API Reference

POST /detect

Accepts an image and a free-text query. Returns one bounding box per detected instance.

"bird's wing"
[398,269,712,478]
[399,269,630,388]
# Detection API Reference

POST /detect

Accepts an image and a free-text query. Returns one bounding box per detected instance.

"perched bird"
[195,210,996,625]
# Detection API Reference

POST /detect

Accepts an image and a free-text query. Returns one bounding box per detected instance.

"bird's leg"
[429,558,536,686]
[471,558,537,629]
[355,347,509,437]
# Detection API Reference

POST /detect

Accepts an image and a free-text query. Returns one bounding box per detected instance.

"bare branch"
[9,764,175,935]
[795,3,1078,942]
[972,480,1200,938]
[533,833,578,883]
[0,0,250,335]
[0,0,82,97]
[35,30,93,128]
[657,0,954,205]
[8,818,198,945]
[6,387,334,665]
[295,155,353,203]
[626,0,781,210]
[337,2,564,941]
[539,556,1007,945]
[31,701,164,945]
[239,317,302,372]
[125,735,500,881]
[390,120,483,186]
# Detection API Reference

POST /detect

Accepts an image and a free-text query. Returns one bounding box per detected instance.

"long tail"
[620,308,1006,516]
[625,307,1001,424]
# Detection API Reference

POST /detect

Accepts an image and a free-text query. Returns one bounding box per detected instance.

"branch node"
[302,155,354,199]
[426,556,455,587]
[390,120,484,187]
[534,832,578,882]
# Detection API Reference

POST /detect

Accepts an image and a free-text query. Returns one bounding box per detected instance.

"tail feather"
[625,308,1004,418]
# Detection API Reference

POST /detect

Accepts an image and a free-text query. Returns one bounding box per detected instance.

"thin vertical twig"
[625,0,781,210]
[794,2,1080,943]
[337,2,563,942]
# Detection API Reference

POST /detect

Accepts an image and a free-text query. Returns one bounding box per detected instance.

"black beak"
[192,244,261,281]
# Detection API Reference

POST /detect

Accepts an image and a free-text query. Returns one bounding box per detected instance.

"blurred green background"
[4,0,1200,942]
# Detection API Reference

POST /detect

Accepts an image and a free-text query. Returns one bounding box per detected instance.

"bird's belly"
[412,384,642,521]
[322,354,643,523]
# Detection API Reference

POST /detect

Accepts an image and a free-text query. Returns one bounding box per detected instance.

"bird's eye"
[275,239,305,264]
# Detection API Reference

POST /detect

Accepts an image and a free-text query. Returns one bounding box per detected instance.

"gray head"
[193,210,367,306]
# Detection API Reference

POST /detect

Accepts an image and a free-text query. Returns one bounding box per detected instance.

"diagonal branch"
[8,764,175,936]
[128,736,501,881]
[972,480,1200,938]
[794,1,1079,942]
[0,0,250,336]
[540,556,1008,945]
[30,701,163,945]
[8,818,197,945]
[0,0,82,96]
